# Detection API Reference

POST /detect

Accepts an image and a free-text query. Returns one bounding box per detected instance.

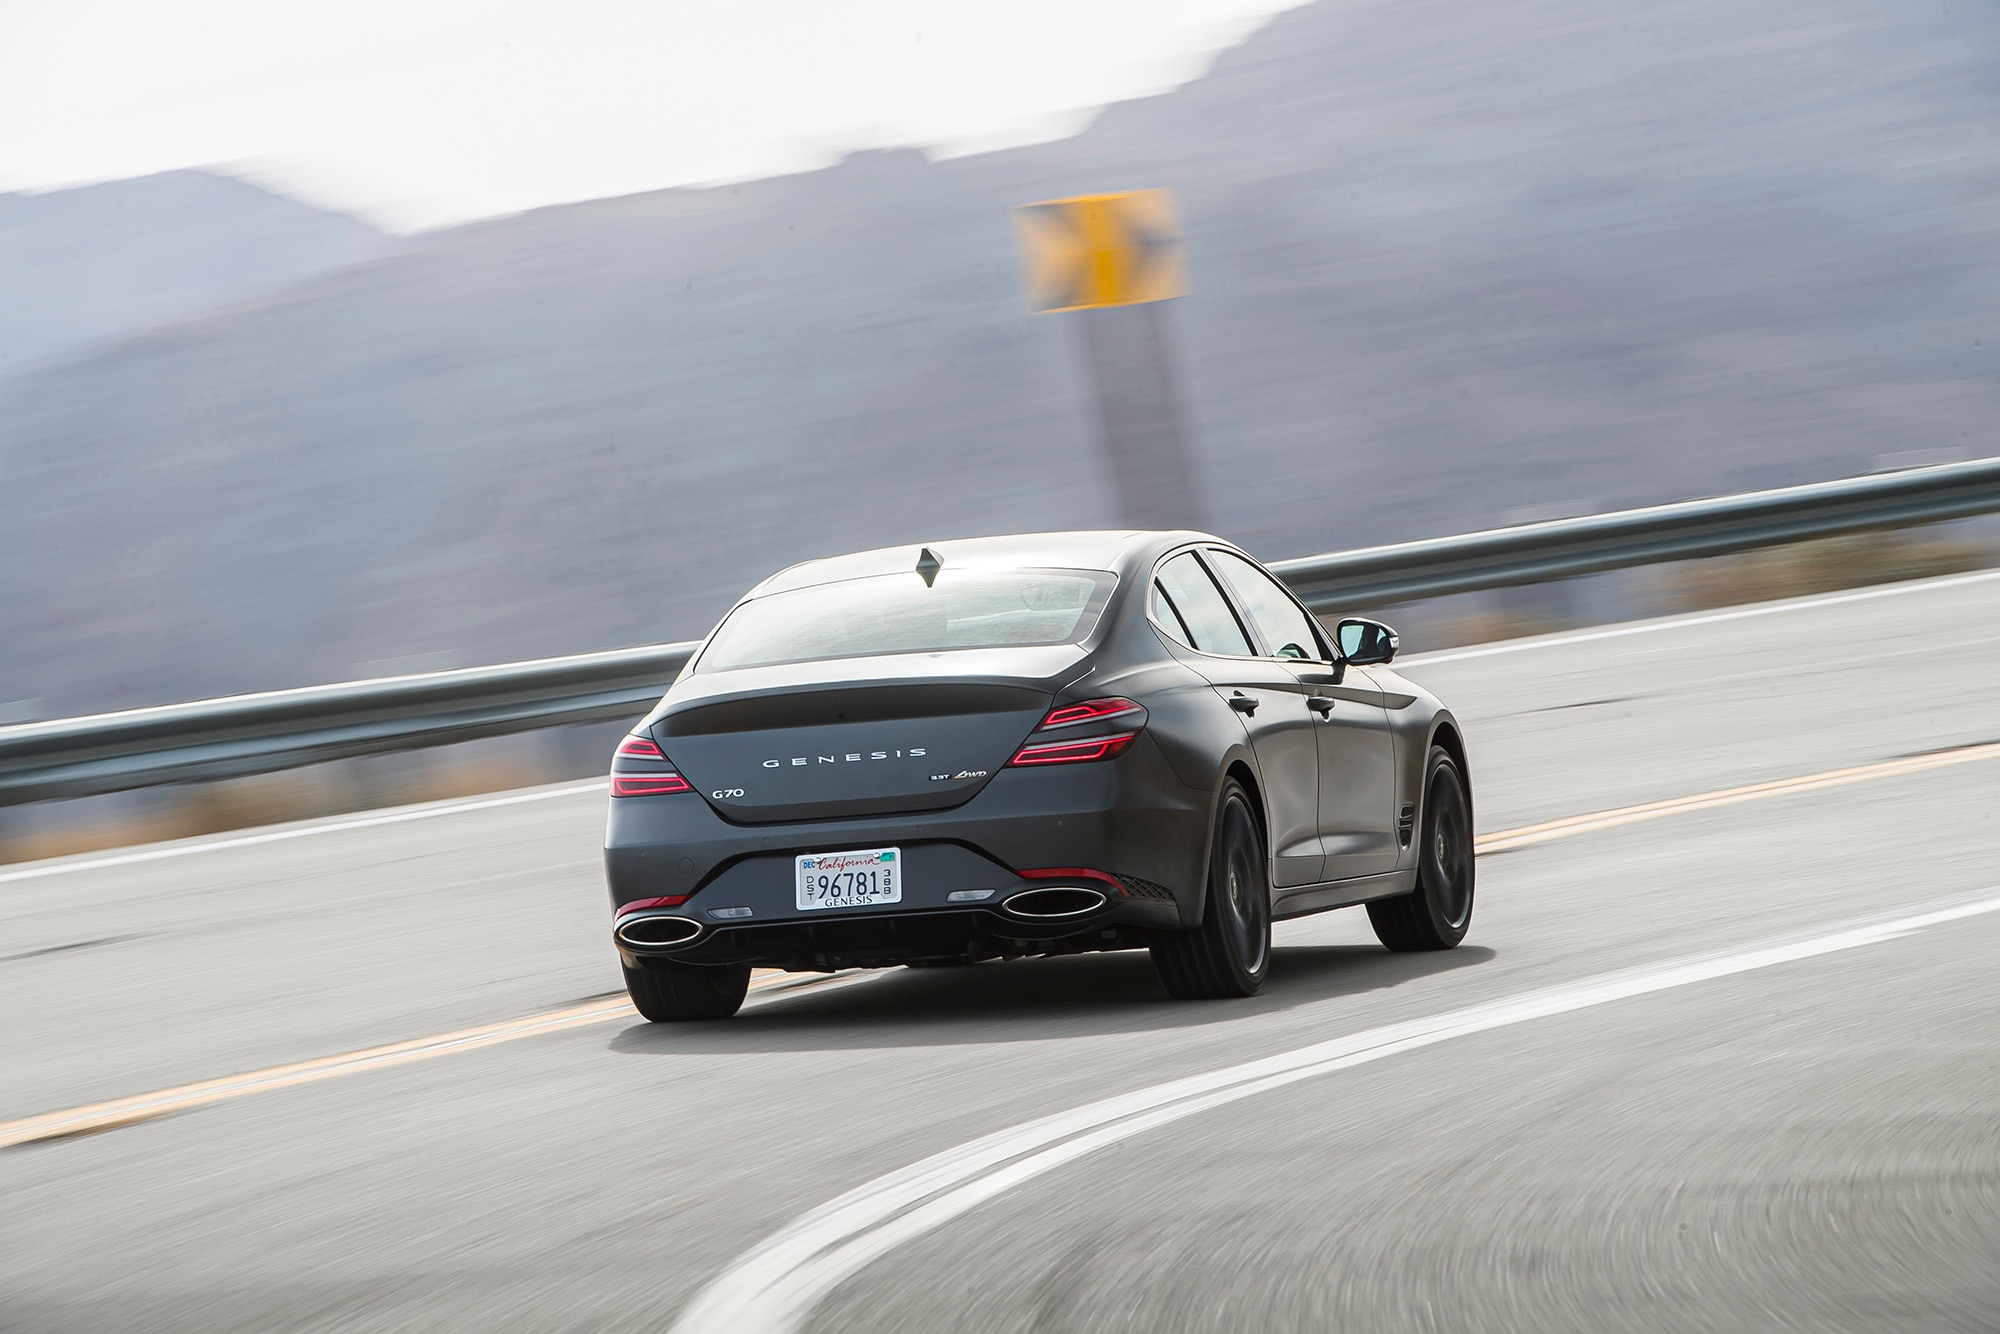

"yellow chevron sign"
[1013,189,1185,313]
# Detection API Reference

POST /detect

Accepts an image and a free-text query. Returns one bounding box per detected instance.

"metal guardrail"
[0,643,698,807]
[1269,456,2000,608]
[3,457,1997,807]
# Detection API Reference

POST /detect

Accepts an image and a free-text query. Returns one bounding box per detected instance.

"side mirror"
[1336,617,1399,666]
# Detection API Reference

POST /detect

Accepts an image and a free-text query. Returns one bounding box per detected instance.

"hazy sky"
[0,0,1300,231]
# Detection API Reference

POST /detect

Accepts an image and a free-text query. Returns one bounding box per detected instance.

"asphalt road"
[5,570,2000,1332]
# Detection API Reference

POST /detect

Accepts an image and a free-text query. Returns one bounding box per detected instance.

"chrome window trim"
[1201,545,1336,664]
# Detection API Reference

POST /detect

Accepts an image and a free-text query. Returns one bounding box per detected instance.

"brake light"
[616,734,665,760]
[1039,697,1145,729]
[1008,732,1137,766]
[612,773,694,797]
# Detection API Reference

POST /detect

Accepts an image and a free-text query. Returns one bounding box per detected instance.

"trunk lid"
[654,662,1064,823]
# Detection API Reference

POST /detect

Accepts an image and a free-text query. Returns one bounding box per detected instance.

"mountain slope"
[0,169,394,380]
[2,0,1996,716]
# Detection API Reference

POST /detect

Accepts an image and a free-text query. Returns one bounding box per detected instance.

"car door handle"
[1305,695,1336,716]
[1228,692,1258,715]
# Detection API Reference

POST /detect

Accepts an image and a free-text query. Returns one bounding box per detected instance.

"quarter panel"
[1160,644,1324,886]
[1357,665,1459,870]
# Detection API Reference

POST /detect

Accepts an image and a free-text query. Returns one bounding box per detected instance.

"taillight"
[611,730,693,796]
[1008,696,1145,766]
[612,773,694,797]
[1038,696,1145,729]
[1009,732,1138,766]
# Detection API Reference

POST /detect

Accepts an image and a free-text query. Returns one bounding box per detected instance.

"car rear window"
[696,568,1116,672]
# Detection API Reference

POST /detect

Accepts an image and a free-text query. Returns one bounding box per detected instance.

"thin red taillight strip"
[1007,732,1137,766]
[1017,867,1129,895]
[1040,697,1145,729]
[615,894,692,915]
[611,773,693,797]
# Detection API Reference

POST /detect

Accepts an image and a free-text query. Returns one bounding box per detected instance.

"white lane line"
[668,892,2000,1334]
[1403,567,2000,667]
[0,781,609,885]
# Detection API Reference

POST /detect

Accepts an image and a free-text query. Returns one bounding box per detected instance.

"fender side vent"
[1397,803,1417,846]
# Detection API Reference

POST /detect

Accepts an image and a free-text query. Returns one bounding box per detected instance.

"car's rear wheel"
[1368,745,1474,951]
[1151,778,1271,998]
[623,960,752,1021]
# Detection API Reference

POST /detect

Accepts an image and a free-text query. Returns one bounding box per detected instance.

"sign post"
[1014,190,1198,529]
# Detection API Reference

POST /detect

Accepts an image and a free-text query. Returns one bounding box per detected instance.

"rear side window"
[1208,550,1326,661]
[697,568,1115,672]
[1153,552,1253,656]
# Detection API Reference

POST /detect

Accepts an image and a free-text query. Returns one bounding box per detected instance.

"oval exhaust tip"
[614,914,703,949]
[1003,886,1108,919]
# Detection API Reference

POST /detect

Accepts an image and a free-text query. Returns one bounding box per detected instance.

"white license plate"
[796,847,902,911]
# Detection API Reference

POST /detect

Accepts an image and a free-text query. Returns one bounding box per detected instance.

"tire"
[1151,778,1272,999]
[623,960,752,1021]
[1368,745,1474,951]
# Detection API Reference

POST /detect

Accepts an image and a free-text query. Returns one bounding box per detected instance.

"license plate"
[796,847,901,911]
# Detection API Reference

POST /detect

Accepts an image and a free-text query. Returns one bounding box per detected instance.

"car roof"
[747,530,1228,597]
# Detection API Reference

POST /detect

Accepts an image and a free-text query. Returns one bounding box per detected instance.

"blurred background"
[3,0,1997,852]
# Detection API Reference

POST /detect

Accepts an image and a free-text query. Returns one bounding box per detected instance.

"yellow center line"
[1473,740,2000,854]
[0,973,789,1149]
[8,737,1999,1149]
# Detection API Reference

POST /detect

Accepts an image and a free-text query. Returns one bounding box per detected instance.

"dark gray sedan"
[605,531,1473,1019]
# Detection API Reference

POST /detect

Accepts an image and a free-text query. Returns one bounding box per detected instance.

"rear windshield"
[696,568,1116,672]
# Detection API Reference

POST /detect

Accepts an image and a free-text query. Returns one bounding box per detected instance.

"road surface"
[5,570,1998,1331]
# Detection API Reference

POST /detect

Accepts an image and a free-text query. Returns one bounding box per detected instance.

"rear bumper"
[617,900,1179,971]
[604,741,1209,968]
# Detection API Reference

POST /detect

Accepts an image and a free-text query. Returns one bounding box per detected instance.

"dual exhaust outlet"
[614,913,704,951]
[613,885,1109,953]
[999,885,1108,919]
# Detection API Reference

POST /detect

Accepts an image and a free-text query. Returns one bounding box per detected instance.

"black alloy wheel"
[1151,778,1272,998]
[1368,745,1474,951]
[624,959,753,1021]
